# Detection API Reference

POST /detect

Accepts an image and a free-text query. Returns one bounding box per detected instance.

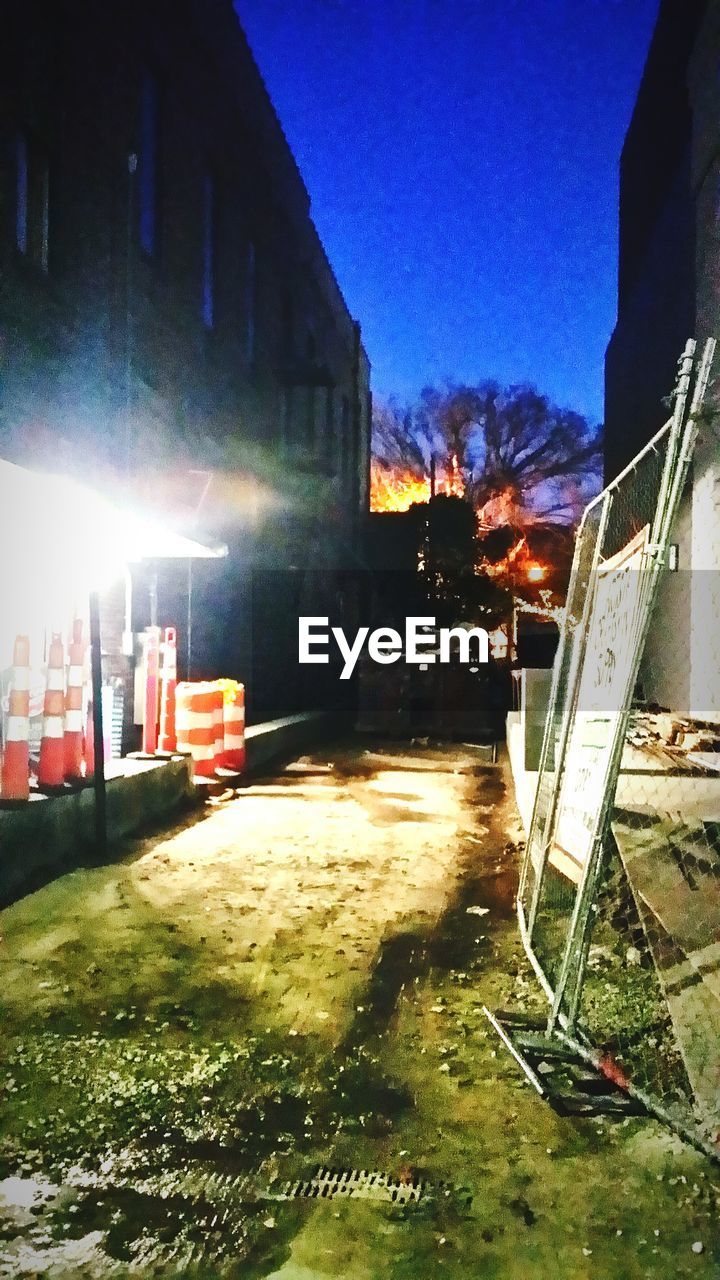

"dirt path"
[0,740,718,1277]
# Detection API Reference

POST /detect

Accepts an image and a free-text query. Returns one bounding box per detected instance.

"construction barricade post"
[1,635,31,804]
[142,625,161,757]
[158,626,177,753]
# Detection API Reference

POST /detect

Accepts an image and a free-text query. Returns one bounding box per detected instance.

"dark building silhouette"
[0,0,371,723]
[604,0,720,720]
[605,0,709,481]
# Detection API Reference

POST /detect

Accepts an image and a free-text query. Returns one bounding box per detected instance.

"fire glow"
[481,532,530,580]
[370,462,431,512]
[370,454,464,512]
[370,459,561,625]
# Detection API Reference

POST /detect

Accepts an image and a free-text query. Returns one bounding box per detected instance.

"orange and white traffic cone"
[38,632,66,790]
[64,618,86,783]
[158,626,177,753]
[1,635,31,803]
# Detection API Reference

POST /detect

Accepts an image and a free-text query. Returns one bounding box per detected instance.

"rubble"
[626,710,720,757]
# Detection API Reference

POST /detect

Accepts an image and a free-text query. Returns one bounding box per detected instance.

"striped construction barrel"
[175,682,223,777]
[212,683,224,766]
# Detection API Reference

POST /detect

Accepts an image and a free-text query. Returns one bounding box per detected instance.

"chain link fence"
[517,339,720,1156]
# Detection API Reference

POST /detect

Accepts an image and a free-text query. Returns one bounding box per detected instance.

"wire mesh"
[520,433,670,994]
[517,340,720,1156]
[575,606,720,1148]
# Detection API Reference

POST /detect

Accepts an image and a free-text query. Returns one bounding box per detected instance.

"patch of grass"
[0,1030,319,1176]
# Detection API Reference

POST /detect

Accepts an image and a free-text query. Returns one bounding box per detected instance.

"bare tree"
[373,382,602,525]
[371,400,427,477]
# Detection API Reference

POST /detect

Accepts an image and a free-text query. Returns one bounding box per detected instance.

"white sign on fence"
[550,525,650,883]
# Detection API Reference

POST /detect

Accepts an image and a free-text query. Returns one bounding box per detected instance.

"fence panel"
[516,338,720,1155]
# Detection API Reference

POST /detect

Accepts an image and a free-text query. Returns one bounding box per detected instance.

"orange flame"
[477,488,523,527]
[370,456,465,512]
[482,533,529,579]
[446,453,464,498]
[371,464,562,625]
[370,462,431,512]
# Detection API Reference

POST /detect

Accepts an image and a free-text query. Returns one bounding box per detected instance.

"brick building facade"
[0,0,371,722]
[605,0,720,722]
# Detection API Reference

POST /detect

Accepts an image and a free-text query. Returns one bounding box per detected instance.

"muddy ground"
[0,739,718,1278]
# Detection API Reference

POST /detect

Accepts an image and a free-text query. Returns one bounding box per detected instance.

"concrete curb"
[0,710,342,903]
[244,710,337,776]
[0,757,193,903]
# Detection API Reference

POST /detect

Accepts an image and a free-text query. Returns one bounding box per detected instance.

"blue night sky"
[235,0,659,425]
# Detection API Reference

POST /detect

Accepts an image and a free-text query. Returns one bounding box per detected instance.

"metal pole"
[149,568,158,628]
[187,557,193,680]
[552,1025,720,1165]
[89,590,106,855]
[125,152,137,477]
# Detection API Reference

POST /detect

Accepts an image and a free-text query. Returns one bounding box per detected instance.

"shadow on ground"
[0,741,717,1278]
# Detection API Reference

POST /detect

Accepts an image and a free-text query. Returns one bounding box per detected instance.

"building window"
[201,173,215,329]
[325,387,335,467]
[340,393,350,481]
[244,241,256,362]
[305,333,316,453]
[16,133,49,272]
[305,389,316,454]
[138,72,158,257]
[283,291,294,360]
[15,135,27,254]
[281,385,294,452]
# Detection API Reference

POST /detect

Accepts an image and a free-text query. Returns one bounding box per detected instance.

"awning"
[0,458,227,653]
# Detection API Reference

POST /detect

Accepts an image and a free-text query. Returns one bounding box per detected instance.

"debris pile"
[627,710,720,760]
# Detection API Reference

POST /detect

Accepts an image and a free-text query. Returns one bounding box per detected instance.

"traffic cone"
[38,632,66,790]
[1,635,31,803]
[64,618,86,782]
[158,626,177,753]
[142,626,161,756]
